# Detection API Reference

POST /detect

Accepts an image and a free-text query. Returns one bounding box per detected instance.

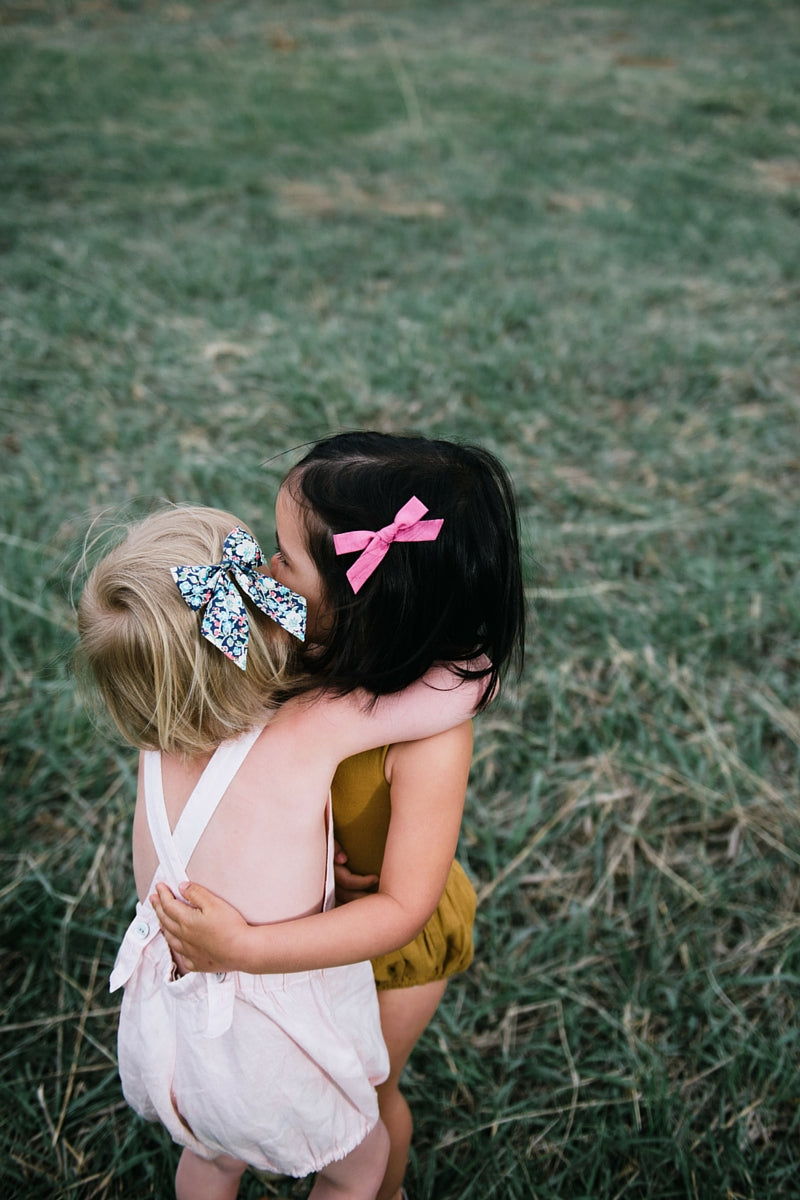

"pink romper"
[109,725,389,1176]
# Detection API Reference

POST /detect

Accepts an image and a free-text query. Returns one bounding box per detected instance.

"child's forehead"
[275,487,307,541]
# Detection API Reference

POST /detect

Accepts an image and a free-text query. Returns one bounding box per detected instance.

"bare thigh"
[378,980,447,1083]
[308,1120,389,1200]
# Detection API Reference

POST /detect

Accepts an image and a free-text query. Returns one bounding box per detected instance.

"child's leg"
[175,1147,247,1200]
[308,1119,390,1200]
[374,980,448,1200]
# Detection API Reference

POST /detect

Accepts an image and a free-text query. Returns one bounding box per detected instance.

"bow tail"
[200,576,250,669]
[236,570,307,642]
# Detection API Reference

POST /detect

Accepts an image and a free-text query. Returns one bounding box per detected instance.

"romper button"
[215,972,226,982]
[134,920,150,939]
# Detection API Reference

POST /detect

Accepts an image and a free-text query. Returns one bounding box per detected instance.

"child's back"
[134,674,480,922]
[134,717,328,922]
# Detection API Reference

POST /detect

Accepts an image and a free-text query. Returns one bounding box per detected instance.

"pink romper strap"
[110,725,265,1038]
[145,725,264,880]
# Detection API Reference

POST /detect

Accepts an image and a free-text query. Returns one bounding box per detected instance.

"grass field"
[2,1,799,1197]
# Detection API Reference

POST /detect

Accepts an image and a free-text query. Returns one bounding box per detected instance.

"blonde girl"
[77,504,486,1200]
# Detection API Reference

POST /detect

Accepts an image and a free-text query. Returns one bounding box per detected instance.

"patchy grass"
[2,1,799,1197]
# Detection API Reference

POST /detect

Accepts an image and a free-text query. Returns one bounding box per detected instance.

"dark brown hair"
[284,432,525,708]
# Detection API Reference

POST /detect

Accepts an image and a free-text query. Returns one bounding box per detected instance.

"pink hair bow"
[333,496,444,594]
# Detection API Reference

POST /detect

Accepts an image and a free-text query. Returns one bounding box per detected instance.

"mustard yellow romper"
[332,746,477,990]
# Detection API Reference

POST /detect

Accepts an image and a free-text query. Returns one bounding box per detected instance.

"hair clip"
[172,527,306,669]
[333,496,444,594]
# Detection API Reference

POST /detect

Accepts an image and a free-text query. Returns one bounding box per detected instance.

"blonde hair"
[77,506,302,757]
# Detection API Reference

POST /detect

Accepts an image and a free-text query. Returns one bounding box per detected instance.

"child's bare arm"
[153,722,473,974]
[282,661,488,760]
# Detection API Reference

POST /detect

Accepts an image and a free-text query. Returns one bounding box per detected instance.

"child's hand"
[332,842,379,904]
[151,881,249,973]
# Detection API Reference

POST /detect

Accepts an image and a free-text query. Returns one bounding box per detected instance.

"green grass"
[2,1,799,1197]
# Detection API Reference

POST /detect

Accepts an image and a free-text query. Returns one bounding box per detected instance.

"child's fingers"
[152,881,202,922]
[148,886,209,973]
[157,920,199,970]
[171,946,201,973]
[151,888,191,945]
[151,881,176,917]
[334,861,380,905]
[333,862,379,891]
[151,883,176,925]
[178,881,213,910]
[151,881,182,912]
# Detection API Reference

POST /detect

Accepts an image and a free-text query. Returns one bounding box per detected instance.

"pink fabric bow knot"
[333,495,444,593]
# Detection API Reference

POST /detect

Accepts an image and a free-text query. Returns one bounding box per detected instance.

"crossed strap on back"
[110,723,336,1037]
[110,725,264,1036]
[143,724,264,889]
[145,724,336,913]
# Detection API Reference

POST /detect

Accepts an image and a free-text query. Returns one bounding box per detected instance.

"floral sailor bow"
[171,527,306,669]
[332,495,444,594]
